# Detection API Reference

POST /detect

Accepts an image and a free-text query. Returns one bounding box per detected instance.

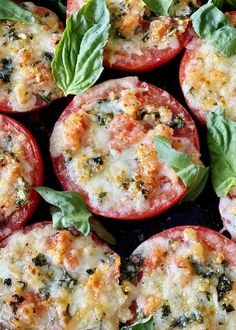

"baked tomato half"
[0,222,131,329]
[0,2,64,113]
[124,226,236,328]
[67,0,199,72]
[50,77,200,220]
[0,114,43,241]
[180,12,236,124]
[219,188,236,241]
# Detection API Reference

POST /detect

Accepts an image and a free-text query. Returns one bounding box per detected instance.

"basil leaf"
[225,0,236,9]
[210,0,224,9]
[191,3,236,57]
[141,0,173,16]
[154,136,209,202]
[207,110,236,197]
[120,316,154,330]
[0,0,35,24]
[52,0,110,96]
[35,187,91,235]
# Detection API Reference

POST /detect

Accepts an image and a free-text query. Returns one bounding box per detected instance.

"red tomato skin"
[66,0,196,72]
[134,225,236,267]
[0,115,44,241]
[179,11,236,125]
[103,25,194,72]
[50,78,200,220]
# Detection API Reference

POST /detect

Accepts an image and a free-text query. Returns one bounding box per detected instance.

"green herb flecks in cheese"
[0,128,31,222]
[125,228,236,329]
[107,0,197,57]
[181,13,236,122]
[50,77,200,218]
[0,2,64,112]
[0,224,131,329]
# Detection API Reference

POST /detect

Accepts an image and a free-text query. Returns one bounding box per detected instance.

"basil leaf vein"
[52,0,110,96]
[207,110,236,197]
[154,136,209,202]
[0,0,35,24]
[120,315,154,330]
[191,2,236,57]
[141,0,173,16]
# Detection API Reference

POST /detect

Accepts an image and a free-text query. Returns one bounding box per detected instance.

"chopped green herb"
[32,253,48,267]
[217,273,233,301]
[3,278,12,286]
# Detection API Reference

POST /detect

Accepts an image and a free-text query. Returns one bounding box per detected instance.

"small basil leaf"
[52,0,110,96]
[120,315,154,330]
[207,110,236,197]
[154,136,209,202]
[191,3,236,57]
[141,0,173,16]
[35,187,91,236]
[0,0,35,24]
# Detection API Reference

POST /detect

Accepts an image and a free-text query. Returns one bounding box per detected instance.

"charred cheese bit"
[50,77,197,218]
[0,225,132,329]
[127,228,236,329]
[0,2,63,112]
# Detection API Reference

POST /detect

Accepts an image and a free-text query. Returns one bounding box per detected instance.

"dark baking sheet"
[7,0,226,258]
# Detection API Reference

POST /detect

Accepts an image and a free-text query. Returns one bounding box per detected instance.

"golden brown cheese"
[0,2,63,112]
[125,228,236,329]
[0,224,131,329]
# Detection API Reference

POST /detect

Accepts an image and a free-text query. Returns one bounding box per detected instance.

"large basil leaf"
[0,0,35,24]
[142,0,173,16]
[191,2,236,57]
[207,110,236,197]
[35,187,116,245]
[120,316,154,330]
[154,136,209,202]
[52,0,110,96]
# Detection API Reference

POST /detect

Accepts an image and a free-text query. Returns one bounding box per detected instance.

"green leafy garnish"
[120,315,154,330]
[0,0,35,24]
[47,0,66,15]
[207,110,236,197]
[191,2,236,57]
[154,136,209,202]
[35,187,116,244]
[52,0,110,96]
[141,0,173,16]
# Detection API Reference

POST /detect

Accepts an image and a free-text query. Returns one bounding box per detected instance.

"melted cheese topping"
[0,225,131,329]
[126,228,236,329]
[50,77,200,218]
[0,117,33,221]
[67,0,198,59]
[0,2,63,112]
[181,15,236,122]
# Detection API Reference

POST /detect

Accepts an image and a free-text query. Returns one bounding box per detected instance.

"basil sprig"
[120,315,154,330]
[0,0,35,24]
[207,110,236,197]
[52,0,110,96]
[141,0,173,16]
[191,2,236,57]
[154,136,209,202]
[35,187,116,245]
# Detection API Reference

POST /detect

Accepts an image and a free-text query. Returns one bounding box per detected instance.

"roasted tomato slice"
[0,2,64,113]
[124,226,236,328]
[67,0,199,72]
[50,77,200,220]
[0,114,43,240]
[0,222,131,329]
[179,12,236,124]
